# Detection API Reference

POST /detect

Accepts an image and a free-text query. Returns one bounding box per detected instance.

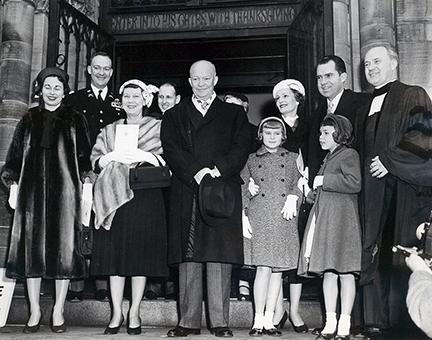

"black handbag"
[79,225,93,258]
[129,158,171,190]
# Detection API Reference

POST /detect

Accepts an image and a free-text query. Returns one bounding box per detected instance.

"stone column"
[333,0,353,87]
[396,0,432,97]
[358,0,396,58]
[0,0,35,267]
[0,0,35,164]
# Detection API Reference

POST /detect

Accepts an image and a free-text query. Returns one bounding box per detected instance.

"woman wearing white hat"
[272,79,309,333]
[90,80,168,335]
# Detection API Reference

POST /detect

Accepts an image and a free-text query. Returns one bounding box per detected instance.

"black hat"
[33,67,70,96]
[199,175,236,227]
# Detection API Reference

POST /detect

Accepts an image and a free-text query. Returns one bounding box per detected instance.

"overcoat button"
[282,194,286,197]
[261,193,265,197]
[281,164,285,168]
[258,165,262,168]
[99,119,103,123]
[281,179,285,182]
[260,178,264,181]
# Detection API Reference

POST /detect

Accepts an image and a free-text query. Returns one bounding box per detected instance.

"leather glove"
[8,183,17,210]
[242,210,253,239]
[194,168,212,185]
[281,194,298,220]
[81,182,93,227]
[313,175,324,190]
[248,177,259,196]
[98,151,119,168]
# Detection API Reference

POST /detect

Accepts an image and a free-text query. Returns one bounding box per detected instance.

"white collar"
[91,84,108,100]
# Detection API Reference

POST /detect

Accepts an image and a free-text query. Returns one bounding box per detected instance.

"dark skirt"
[91,188,168,277]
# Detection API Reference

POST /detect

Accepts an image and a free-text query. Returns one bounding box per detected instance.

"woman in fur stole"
[90,79,168,335]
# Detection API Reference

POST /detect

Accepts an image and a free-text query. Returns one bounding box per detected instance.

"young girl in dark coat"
[298,114,362,339]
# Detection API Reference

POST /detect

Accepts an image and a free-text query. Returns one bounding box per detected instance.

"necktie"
[197,99,209,111]
[327,101,334,114]
[97,90,103,102]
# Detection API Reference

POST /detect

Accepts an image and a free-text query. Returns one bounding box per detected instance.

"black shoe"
[50,316,67,334]
[95,289,109,301]
[312,327,324,336]
[316,332,336,339]
[249,328,263,337]
[211,327,233,337]
[274,311,288,330]
[263,327,282,337]
[127,316,142,335]
[167,326,201,337]
[66,290,83,302]
[335,335,350,340]
[361,327,389,339]
[104,315,124,335]
[289,317,308,333]
[23,313,42,334]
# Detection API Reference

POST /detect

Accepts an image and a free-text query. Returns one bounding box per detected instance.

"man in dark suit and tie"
[66,52,124,301]
[161,60,251,337]
[308,55,371,185]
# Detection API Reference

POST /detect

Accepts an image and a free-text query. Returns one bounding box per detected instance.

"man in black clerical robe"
[356,44,432,336]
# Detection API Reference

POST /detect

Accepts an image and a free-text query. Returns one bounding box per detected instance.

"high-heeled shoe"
[50,315,67,333]
[127,316,142,335]
[263,327,282,337]
[289,317,308,333]
[104,315,125,335]
[273,311,288,330]
[23,312,43,334]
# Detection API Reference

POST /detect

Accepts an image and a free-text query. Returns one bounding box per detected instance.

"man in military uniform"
[67,51,124,301]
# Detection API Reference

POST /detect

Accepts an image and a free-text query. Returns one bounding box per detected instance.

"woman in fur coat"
[1,67,94,333]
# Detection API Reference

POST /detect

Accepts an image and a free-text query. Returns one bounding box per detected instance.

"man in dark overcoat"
[161,60,251,337]
[66,52,124,301]
[309,55,371,185]
[356,44,432,337]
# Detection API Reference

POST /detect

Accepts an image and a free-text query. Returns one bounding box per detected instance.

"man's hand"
[370,156,388,178]
[281,195,298,220]
[194,167,212,185]
[248,177,259,196]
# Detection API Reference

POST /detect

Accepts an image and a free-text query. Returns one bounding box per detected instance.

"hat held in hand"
[199,174,235,227]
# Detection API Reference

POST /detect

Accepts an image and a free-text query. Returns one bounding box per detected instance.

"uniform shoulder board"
[69,90,75,95]
[111,98,122,109]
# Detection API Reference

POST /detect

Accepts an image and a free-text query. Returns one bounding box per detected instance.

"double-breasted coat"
[298,145,362,277]
[160,97,251,265]
[241,146,301,270]
[1,105,93,279]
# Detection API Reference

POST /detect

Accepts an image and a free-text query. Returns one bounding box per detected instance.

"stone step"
[7,297,322,329]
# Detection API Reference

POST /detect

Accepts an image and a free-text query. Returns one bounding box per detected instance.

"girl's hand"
[313,175,324,190]
[248,177,259,196]
[8,183,17,210]
[281,195,298,220]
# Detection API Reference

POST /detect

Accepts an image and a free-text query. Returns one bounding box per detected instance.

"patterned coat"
[241,146,301,270]
[298,145,362,277]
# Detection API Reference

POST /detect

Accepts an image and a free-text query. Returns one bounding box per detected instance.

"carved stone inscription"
[110,5,296,33]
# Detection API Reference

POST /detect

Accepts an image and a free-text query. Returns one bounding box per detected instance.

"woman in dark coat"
[1,67,93,333]
[90,79,168,335]
[271,79,309,332]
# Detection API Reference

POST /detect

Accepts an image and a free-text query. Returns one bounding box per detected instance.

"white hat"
[272,79,305,98]
[119,79,159,108]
